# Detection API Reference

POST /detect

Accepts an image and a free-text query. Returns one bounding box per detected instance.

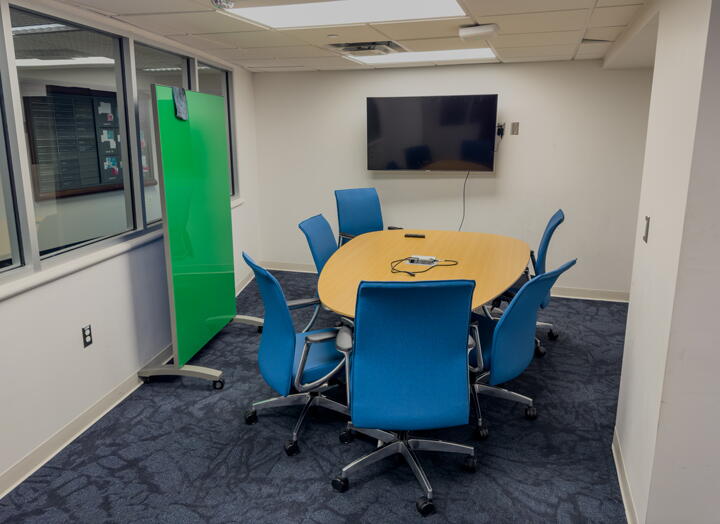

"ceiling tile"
[576,41,612,59]
[195,30,305,48]
[596,0,644,6]
[491,30,583,47]
[590,5,641,27]
[399,37,489,52]
[66,0,211,16]
[371,17,474,41]
[248,66,312,72]
[502,55,573,63]
[473,10,590,34]
[584,26,625,41]
[214,45,337,60]
[496,44,576,59]
[281,25,388,46]
[166,34,234,51]
[463,0,594,17]
[234,56,354,68]
[116,11,263,35]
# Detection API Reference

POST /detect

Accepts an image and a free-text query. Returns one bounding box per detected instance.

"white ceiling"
[57,0,647,72]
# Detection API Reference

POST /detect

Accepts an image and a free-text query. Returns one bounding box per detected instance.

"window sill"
[231,197,245,209]
[0,229,163,303]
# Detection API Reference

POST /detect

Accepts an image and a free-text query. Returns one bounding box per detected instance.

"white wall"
[0,62,261,492]
[613,1,713,522]
[253,60,652,297]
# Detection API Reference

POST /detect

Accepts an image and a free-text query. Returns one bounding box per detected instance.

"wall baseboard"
[0,345,173,500]
[235,270,254,296]
[259,264,629,303]
[261,261,316,274]
[612,429,639,524]
[552,286,629,302]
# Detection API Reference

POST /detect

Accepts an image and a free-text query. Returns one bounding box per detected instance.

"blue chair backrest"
[351,280,475,431]
[242,252,296,397]
[298,214,337,273]
[334,188,384,243]
[535,209,565,308]
[489,259,576,386]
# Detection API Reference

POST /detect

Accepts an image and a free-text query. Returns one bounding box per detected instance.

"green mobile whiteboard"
[153,85,236,369]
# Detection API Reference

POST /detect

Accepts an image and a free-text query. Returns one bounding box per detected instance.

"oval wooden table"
[318,229,530,318]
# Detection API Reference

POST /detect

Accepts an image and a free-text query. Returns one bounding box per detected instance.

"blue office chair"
[297,214,338,330]
[470,259,577,439]
[242,253,347,456]
[487,209,566,355]
[331,280,477,517]
[334,187,401,245]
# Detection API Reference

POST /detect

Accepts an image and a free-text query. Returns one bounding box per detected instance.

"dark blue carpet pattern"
[0,271,628,523]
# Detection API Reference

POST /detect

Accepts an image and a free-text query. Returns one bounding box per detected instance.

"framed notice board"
[23,85,123,200]
[152,85,236,368]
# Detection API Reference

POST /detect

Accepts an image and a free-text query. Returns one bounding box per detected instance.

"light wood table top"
[318,229,530,318]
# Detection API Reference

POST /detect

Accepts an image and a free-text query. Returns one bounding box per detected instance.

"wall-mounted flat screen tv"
[367,94,498,172]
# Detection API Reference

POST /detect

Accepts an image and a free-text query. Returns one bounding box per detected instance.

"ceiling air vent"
[328,41,403,57]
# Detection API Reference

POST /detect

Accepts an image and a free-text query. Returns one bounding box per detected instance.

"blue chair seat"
[293,329,343,384]
[470,313,495,369]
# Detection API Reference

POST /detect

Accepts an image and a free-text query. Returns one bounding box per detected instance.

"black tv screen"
[367,94,498,172]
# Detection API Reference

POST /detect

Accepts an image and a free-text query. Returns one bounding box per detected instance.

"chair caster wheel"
[525,406,538,420]
[474,426,489,441]
[332,476,349,493]
[547,329,559,341]
[534,339,547,358]
[416,496,436,517]
[244,409,258,425]
[257,326,263,334]
[284,440,300,456]
[462,455,478,473]
[212,379,225,390]
[339,429,354,444]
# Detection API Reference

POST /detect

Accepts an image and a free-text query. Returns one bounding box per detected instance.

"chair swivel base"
[332,427,476,517]
[244,386,347,456]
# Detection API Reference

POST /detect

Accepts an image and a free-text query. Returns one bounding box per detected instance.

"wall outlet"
[511,122,520,135]
[82,325,93,348]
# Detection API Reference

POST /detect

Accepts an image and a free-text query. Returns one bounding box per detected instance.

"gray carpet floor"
[0,270,628,523]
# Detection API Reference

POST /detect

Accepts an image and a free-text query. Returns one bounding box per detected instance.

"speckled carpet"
[0,270,628,523]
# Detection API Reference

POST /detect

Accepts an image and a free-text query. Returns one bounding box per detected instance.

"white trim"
[613,429,638,524]
[0,230,162,303]
[256,265,630,302]
[0,344,173,499]
[230,197,246,209]
[552,286,630,303]
[235,269,254,296]
[261,261,317,274]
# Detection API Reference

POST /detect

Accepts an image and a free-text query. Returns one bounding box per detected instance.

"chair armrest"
[467,334,476,351]
[287,297,321,310]
[294,329,345,393]
[339,232,355,241]
[335,325,353,353]
[305,329,338,344]
[387,226,404,230]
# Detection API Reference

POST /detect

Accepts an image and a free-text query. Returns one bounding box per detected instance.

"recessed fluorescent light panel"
[226,0,466,29]
[15,57,115,67]
[12,23,75,35]
[351,48,496,65]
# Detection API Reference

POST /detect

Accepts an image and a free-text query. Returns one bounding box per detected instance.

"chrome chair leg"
[252,393,311,411]
[474,383,538,420]
[315,395,348,415]
[401,445,433,501]
[291,396,314,443]
[340,441,403,477]
[407,439,475,456]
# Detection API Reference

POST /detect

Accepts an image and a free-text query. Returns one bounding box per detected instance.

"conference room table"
[318,229,531,318]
